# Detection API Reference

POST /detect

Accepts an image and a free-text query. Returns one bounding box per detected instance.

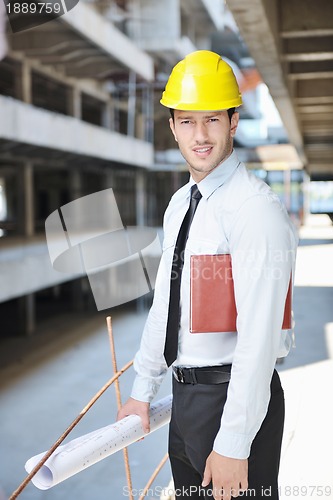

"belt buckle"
[174,367,185,383]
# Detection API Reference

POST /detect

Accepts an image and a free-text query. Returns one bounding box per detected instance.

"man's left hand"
[202,451,248,500]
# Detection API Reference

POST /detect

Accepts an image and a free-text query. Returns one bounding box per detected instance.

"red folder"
[190,254,292,333]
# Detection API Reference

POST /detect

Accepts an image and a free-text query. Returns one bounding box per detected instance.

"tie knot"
[191,184,202,201]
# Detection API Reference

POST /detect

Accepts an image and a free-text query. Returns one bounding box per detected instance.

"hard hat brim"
[160,95,242,110]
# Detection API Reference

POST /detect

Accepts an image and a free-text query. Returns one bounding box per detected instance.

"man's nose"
[193,122,209,143]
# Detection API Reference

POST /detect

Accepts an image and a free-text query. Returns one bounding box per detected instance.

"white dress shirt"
[131,150,298,459]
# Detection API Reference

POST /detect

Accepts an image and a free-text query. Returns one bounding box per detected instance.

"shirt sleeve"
[130,234,171,403]
[213,194,297,458]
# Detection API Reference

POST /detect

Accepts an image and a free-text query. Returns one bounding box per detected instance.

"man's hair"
[169,108,235,122]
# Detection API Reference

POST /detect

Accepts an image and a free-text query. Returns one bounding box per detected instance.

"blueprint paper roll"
[25,395,172,490]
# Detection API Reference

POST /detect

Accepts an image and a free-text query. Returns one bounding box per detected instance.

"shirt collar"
[186,150,240,200]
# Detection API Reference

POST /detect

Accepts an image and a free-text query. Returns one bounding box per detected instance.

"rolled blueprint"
[25,395,172,490]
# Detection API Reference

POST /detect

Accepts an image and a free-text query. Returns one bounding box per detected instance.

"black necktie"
[164,184,202,367]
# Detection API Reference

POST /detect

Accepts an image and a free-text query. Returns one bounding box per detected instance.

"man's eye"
[208,118,219,122]
[180,120,191,124]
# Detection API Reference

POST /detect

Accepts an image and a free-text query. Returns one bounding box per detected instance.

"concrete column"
[17,162,34,237]
[14,63,23,101]
[143,83,154,143]
[68,170,85,310]
[135,169,146,226]
[68,86,82,119]
[18,294,35,336]
[102,100,114,130]
[135,169,149,313]
[21,61,32,104]
[127,71,136,138]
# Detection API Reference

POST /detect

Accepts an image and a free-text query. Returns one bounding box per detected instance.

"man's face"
[169,109,239,182]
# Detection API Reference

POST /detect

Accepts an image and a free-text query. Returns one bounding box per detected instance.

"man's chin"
[187,163,220,180]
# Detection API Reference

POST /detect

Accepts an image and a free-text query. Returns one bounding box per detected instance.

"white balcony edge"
[0,96,154,168]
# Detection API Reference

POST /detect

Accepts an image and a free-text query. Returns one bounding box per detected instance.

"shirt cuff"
[213,429,252,459]
[130,375,162,403]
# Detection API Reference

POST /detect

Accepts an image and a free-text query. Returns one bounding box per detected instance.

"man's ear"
[169,117,178,142]
[230,112,239,138]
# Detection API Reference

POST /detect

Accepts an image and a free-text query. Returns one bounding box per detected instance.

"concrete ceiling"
[227,0,333,180]
[6,7,154,82]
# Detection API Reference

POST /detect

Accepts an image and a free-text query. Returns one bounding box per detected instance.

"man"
[118,50,298,499]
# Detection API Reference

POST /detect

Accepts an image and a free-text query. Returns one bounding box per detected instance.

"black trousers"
[168,370,284,499]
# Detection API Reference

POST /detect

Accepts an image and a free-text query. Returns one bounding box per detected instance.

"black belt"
[172,365,232,385]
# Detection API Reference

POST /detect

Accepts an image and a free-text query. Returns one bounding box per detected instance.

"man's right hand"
[117,397,150,434]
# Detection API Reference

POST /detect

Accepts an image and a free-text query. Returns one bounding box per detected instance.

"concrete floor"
[0,309,172,500]
[0,214,333,500]
[278,215,333,500]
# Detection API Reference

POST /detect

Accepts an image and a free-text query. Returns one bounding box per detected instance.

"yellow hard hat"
[160,50,242,111]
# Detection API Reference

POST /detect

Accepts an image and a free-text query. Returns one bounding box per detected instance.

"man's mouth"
[192,146,213,157]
